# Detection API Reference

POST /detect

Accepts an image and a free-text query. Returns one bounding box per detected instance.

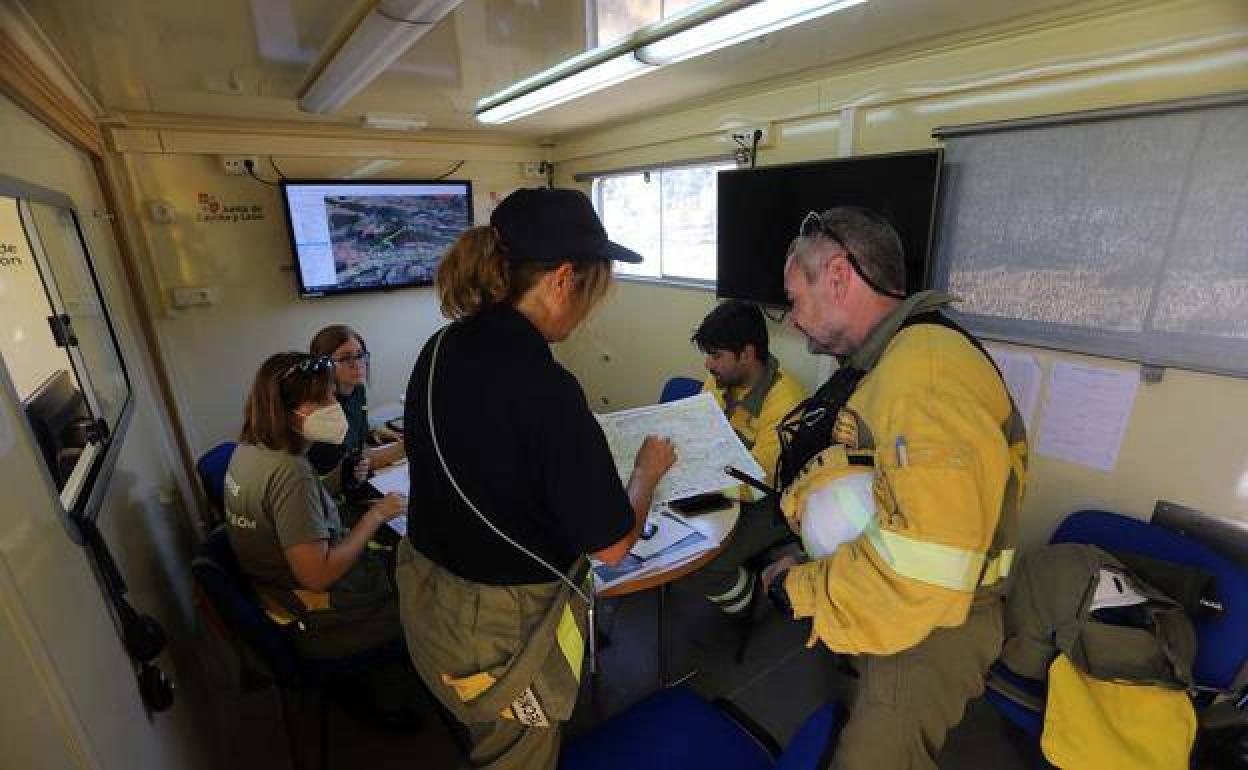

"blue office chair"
[987,509,1248,742]
[559,685,845,770]
[191,526,413,770]
[196,441,237,524]
[660,376,703,403]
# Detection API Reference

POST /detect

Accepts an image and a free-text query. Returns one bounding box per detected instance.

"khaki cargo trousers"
[395,540,584,770]
[833,597,1004,770]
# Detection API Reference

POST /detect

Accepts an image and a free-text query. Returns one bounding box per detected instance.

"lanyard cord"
[426,326,595,609]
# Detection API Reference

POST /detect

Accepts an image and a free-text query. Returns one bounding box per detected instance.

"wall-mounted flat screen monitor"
[280,180,473,297]
[717,149,942,307]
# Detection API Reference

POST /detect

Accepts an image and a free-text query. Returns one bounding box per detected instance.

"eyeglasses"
[331,351,371,367]
[279,355,335,381]
[798,211,906,300]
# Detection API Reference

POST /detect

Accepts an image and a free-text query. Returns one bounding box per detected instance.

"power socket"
[221,155,260,176]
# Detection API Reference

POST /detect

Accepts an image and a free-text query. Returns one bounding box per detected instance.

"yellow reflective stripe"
[981,549,1015,587]
[864,527,1016,592]
[864,527,985,592]
[555,604,584,683]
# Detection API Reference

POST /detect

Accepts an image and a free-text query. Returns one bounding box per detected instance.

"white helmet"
[799,468,876,560]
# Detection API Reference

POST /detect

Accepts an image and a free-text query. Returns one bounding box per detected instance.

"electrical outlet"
[221,155,259,176]
[721,124,773,149]
[521,161,549,179]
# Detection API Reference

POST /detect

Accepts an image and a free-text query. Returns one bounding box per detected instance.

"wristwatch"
[767,567,793,616]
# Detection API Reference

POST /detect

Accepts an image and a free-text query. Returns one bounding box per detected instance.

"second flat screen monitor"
[717,149,942,307]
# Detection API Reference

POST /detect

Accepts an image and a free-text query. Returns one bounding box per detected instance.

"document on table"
[591,509,714,592]
[1035,361,1139,472]
[630,510,698,559]
[595,392,763,504]
[987,346,1043,432]
[367,462,410,535]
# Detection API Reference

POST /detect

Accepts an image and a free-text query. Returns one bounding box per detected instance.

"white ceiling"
[27,0,1104,139]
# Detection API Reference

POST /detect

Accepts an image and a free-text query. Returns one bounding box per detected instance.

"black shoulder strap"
[775,310,1005,492]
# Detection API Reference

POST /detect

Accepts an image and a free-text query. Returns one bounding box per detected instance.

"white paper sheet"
[595,392,763,504]
[1036,361,1139,472]
[369,463,410,497]
[987,346,1043,431]
[591,505,736,593]
[630,511,697,560]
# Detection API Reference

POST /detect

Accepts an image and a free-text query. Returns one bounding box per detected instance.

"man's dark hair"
[692,300,769,361]
[791,206,906,296]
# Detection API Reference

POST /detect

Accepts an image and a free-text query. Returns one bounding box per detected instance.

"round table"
[595,503,740,686]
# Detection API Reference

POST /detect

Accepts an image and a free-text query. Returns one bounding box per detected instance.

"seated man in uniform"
[681,299,806,616]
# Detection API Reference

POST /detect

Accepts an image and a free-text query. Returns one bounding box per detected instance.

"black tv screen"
[281,179,473,297]
[717,149,942,306]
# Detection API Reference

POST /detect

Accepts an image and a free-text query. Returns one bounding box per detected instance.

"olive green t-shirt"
[224,443,343,592]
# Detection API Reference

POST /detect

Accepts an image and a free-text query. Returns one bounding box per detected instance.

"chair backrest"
[773,701,847,770]
[659,376,703,403]
[191,526,302,686]
[1051,509,1248,691]
[197,442,238,512]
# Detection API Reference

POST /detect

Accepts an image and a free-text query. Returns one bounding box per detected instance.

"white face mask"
[296,403,349,445]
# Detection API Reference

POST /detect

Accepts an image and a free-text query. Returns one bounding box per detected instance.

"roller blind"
[930,93,1248,377]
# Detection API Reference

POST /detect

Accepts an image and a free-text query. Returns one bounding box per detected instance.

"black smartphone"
[668,492,732,515]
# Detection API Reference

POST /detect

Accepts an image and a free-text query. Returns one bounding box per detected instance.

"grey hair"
[786,207,906,295]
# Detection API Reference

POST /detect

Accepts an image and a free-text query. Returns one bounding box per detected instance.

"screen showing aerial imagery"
[281,181,472,296]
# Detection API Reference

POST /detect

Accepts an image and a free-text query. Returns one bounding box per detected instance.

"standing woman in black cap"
[396,188,676,769]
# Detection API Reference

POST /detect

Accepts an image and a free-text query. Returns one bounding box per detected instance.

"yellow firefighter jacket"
[702,354,807,499]
[784,291,1028,656]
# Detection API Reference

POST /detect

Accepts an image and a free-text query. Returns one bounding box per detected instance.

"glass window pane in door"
[25,202,129,429]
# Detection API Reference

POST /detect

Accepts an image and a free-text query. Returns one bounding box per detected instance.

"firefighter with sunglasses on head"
[760,207,1028,770]
[224,352,406,659]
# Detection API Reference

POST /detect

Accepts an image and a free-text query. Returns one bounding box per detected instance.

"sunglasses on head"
[798,211,906,300]
[332,350,371,366]
[279,355,335,381]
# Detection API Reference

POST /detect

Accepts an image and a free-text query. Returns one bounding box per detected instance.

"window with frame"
[591,161,734,283]
[0,178,132,517]
[931,96,1248,377]
[588,0,709,46]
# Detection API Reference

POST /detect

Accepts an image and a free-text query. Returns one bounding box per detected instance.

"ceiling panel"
[25,0,1106,136]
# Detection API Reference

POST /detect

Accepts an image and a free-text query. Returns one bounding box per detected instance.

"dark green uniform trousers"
[833,597,1004,770]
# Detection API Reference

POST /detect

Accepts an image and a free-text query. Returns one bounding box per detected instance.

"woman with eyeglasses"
[224,351,406,660]
[307,325,406,489]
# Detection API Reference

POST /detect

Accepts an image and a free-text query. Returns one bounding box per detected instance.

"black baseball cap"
[490,187,643,264]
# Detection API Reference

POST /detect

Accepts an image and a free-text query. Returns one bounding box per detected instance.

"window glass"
[596,173,660,278]
[0,192,131,509]
[26,203,129,427]
[591,0,713,46]
[593,161,731,283]
[660,165,722,281]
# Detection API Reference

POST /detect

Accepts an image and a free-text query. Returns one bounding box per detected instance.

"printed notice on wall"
[987,346,1043,432]
[1035,361,1139,472]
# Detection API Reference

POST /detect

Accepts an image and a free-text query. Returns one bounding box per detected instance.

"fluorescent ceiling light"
[361,112,428,131]
[299,0,461,114]
[476,54,654,124]
[636,0,868,66]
